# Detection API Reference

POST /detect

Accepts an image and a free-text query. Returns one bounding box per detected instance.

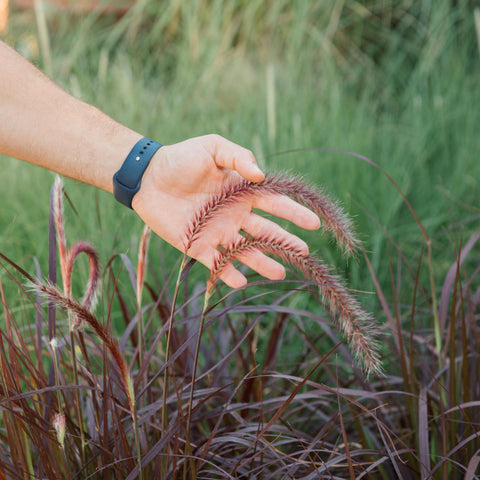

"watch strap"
[113,137,162,209]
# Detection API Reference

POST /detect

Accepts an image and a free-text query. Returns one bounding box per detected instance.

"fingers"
[204,134,265,183]
[194,246,248,289]
[194,238,287,290]
[253,194,321,231]
[192,213,310,290]
[241,213,310,253]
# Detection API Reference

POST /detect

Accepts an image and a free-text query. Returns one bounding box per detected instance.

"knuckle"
[244,148,254,158]
[207,133,223,143]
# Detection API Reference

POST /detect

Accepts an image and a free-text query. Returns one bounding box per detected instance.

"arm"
[0,40,320,288]
[0,40,140,191]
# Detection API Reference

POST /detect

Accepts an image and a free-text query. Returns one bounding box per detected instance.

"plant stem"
[50,339,62,415]
[161,254,189,474]
[184,290,211,480]
[69,330,86,466]
[136,299,144,370]
[131,400,143,480]
[427,240,441,368]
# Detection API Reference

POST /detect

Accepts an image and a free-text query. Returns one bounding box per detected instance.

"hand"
[132,134,320,289]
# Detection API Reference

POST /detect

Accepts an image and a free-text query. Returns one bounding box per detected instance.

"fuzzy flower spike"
[187,171,382,376]
[52,176,100,328]
[185,172,360,256]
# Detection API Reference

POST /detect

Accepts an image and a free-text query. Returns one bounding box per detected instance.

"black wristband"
[113,137,162,209]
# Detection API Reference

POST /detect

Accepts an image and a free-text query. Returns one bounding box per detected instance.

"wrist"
[81,107,143,193]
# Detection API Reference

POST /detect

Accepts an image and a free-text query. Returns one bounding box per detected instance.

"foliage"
[1,1,480,478]
[1,162,479,478]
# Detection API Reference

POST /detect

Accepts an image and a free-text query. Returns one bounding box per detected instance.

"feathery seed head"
[191,170,380,375]
[52,176,68,290]
[136,224,151,304]
[210,234,381,375]
[185,172,361,256]
[33,280,134,405]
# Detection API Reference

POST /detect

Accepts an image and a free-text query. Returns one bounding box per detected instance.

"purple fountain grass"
[136,224,151,304]
[52,177,101,319]
[65,242,100,327]
[53,176,68,291]
[33,280,135,414]
[185,172,360,255]
[208,235,381,376]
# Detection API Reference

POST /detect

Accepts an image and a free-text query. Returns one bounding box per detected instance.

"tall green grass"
[1,0,479,289]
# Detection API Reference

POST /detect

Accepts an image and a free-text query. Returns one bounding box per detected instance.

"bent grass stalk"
[51,178,142,476]
[179,170,381,474]
[184,290,212,480]
[185,171,381,376]
[209,235,381,375]
[53,178,101,465]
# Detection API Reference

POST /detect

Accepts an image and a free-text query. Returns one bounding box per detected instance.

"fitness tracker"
[113,137,162,209]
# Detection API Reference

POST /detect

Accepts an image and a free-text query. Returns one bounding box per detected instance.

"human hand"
[132,134,320,289]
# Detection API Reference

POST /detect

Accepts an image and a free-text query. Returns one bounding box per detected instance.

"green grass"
[1,0,479,295]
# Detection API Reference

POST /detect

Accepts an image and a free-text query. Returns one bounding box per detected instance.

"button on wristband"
[113,138,162,209]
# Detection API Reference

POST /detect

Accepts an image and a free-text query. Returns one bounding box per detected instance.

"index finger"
[253,193,321,231]
[208,135,265,183]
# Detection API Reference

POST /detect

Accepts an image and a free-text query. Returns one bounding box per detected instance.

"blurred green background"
[1,0,479,308]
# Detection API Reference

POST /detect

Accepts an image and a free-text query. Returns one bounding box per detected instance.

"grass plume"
[52,176,100,317]
[32,281,135,414]
[187,171,380,375]
[185,172,360,255]
[209,234,381,376]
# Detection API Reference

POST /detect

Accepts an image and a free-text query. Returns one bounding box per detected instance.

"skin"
[0,40,320,288]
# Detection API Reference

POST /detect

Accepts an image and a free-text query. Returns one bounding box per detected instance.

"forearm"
[0,40,141,193]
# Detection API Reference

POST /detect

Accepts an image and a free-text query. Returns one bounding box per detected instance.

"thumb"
[208,135,265,182]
